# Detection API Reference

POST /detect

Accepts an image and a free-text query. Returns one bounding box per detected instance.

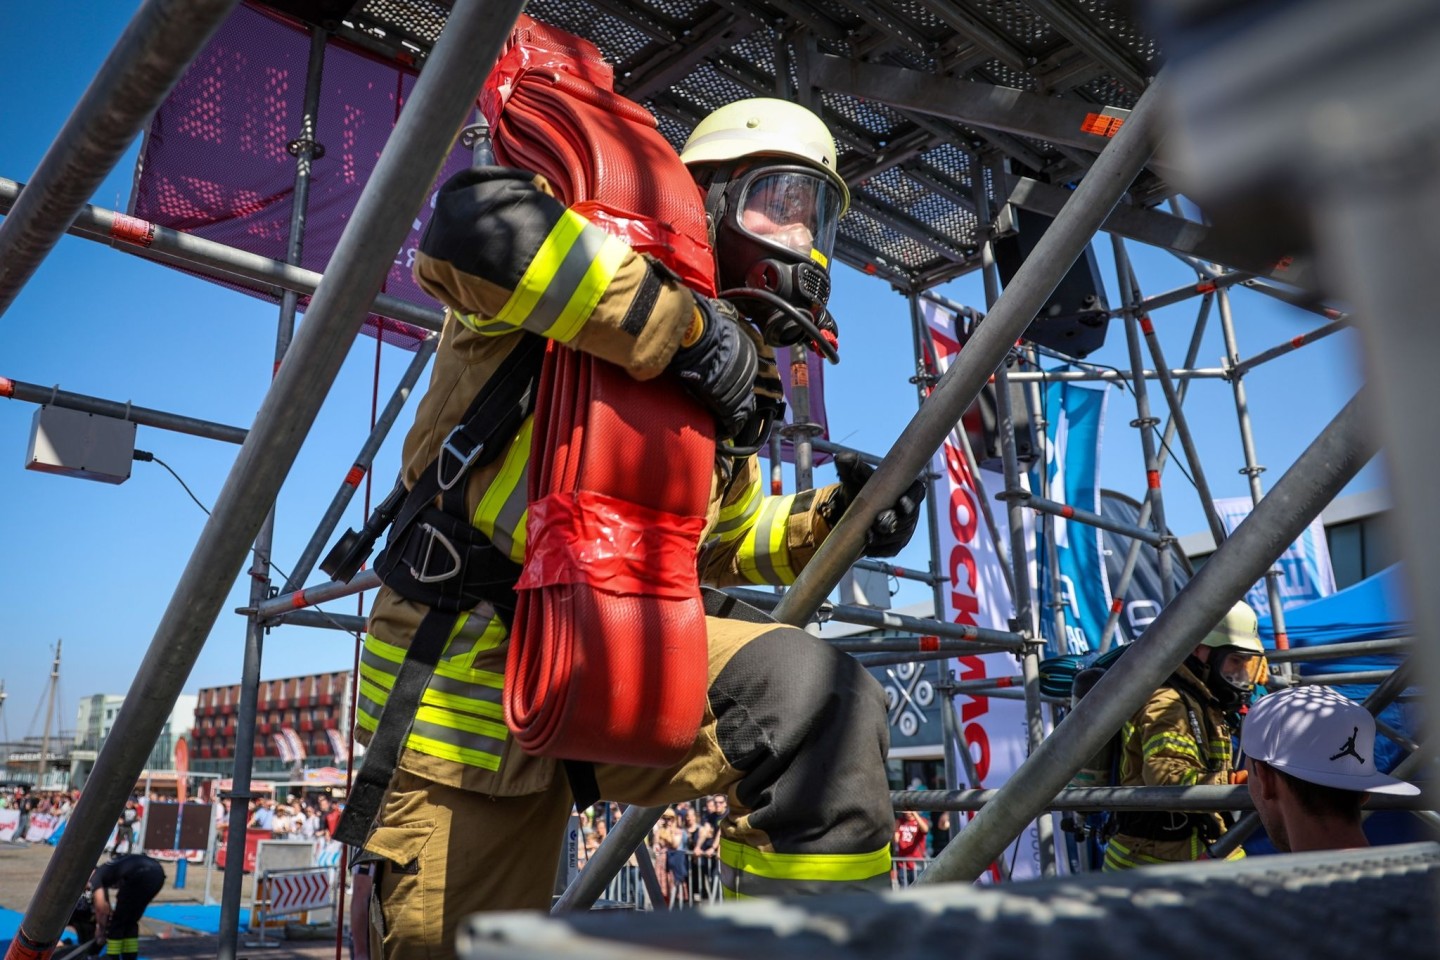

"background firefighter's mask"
[704,163,843,359]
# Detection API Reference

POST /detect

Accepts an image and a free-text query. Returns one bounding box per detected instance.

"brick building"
[190,671,354,777]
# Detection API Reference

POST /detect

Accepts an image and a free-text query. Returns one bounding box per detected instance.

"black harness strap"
[334,334,545,849]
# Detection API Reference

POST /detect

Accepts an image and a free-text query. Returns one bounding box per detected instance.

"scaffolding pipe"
[1230,315,1352,377]
[890,784,1431,813]
[832,636,1022,656]
[1217,285,1291,655]
[723,587,1025,652]
[1098,292,1214,650]
[221,37,329,945]
[1265,637,1410,662]
[276,609,369,634]
[0,376,248,444]
[1005,366,1227,384]
[921,387,1377,884]
[811,436,882,466]
[1009,488,1163,545]
[7,3,523,951]
[1132,271,1248,314]
[1023,348,1068,659]
[552,803,669,913]
[571,70,1168,909]
[912,296,1017,603]
[0,179,446,334]
[909,289,964,798]
[852,557,943,585]
[281,335,438,592]
[255,570,381,620]
[1129,263,1228,545]
[0,0,243,319]
[1113,237,1175,605]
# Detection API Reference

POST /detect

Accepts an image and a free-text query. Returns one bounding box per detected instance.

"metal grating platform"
[457,843,1440,960]
[260,0,1166,291]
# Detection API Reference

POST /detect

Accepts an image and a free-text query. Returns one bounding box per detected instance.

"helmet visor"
[736,168,842,263]
[1217,650,1257,695]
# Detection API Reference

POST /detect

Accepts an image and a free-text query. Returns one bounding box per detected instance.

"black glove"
[669,296,759,438]
[826,451,926,558]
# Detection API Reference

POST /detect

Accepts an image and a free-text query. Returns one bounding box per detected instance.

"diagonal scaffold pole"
[0,0,243,319]
[2,2,526,955]
[554,69,1170,912]
[921,386,1379,883]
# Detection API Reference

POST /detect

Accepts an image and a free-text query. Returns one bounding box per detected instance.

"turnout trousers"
[363,615,894,960]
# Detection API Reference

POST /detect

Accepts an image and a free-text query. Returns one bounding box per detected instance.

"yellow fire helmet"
[1201,600,1264,656]
[680,98,850,213]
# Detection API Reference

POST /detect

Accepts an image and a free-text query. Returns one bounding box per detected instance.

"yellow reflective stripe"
[363,633,505,690]
[737,494,796,584]
[547,233,627,342]
[1143,732,1201,762]
[718,839,891,882]
[713,477,763,543]
[354,710,502,771]
[444,611,508,669]
[488,210,625,342]
[357,670,504,722]
[473,415,533,564]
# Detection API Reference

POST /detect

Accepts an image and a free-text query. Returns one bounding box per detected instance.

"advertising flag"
[1213,497,1336,616]
[922,299,1048,880]
[1034,378,1111,655]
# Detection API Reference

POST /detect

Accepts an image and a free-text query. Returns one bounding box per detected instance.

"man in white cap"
[1242,686,1420,853]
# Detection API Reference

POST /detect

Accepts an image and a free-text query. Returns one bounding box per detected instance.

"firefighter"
[1103,601,1263,871]
[77,854,166,960]
[352,98,924,956]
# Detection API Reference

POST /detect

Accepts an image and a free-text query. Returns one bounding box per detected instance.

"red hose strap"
[919,635,940,652]
[1147,470,1161,489]
[344,466,365,488]
[0,377,13,398]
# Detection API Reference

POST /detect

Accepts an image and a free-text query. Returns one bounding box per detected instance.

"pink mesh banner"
[130,3,474,350]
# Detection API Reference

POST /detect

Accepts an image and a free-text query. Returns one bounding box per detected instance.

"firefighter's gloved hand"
[669,296,759,438]
[824,451,927,558]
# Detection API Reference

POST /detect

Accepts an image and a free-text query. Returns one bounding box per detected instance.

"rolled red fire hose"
[489,19,716,766]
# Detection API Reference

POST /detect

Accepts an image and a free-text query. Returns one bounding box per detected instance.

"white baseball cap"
[1241,686,1419,795]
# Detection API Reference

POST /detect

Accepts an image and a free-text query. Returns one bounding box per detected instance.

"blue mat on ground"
[143,904,241,933]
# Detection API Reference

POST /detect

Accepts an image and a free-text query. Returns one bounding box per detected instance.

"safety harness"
[334,334,544,847]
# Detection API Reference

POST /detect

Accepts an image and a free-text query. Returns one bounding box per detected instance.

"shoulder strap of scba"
[333,333,545,849]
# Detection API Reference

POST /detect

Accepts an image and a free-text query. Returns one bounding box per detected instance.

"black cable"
[133,449,366,641]
[135,450,212,517]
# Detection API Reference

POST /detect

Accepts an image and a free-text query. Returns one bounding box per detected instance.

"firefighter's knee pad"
[710,626,892,853]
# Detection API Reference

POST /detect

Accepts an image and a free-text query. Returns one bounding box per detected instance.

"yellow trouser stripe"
[717,838,891,882]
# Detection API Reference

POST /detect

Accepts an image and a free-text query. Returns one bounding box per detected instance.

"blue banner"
[1034,379,1110,654]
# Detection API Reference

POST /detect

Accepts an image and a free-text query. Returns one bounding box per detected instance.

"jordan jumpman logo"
[1329,726,1366,764]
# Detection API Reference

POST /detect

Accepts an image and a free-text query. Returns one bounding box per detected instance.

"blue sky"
[0,3,1379,746]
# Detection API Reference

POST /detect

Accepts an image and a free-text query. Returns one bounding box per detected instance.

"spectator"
[1241,686,1420,853]
[652,808,684,905]
[892,810,929,885]
[319,793,343,838]
[1103,601,1262,871]
[248,797,275,834]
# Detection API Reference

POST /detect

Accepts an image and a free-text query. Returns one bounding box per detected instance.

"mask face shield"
[1216,649,1258,697]
[732,167,842,266]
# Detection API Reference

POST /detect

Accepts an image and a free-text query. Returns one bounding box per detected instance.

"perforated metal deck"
[458,843,1440,960]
